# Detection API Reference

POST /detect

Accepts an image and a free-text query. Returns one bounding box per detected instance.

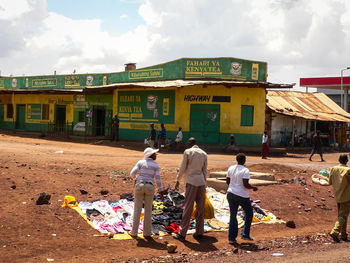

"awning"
[85,79,293,92]
[267,90,350,122]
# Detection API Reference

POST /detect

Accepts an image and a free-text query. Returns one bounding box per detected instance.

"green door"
[16,104,26,130]
[56,105,66,131]
[0,104,4,129]
[190,104,220,144]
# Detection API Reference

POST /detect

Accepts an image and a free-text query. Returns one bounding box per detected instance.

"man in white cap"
[129,147,164,239]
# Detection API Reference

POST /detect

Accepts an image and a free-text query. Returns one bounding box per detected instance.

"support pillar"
[344,86,349,112]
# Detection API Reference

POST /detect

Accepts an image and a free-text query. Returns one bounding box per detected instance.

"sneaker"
[309,158,312,161]
[173,233,186,241]
[329,232,340,243]
[241,236,254,241]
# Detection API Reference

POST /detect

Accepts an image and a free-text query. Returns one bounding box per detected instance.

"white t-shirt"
[226,164,250,198]
[262,134,268,144]
[175,131,183,142]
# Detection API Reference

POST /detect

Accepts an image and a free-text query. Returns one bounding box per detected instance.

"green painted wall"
[0,57,267,90]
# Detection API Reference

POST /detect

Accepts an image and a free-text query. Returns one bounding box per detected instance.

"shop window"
[6,104,13,118]
[78,111,85,122]
[42,104,49,120]
[241,105,254,126]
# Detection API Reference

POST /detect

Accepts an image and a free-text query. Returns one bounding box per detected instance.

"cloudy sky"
[0,0,350,89]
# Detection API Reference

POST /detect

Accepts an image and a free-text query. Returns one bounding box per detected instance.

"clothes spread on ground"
[69,187,284,238]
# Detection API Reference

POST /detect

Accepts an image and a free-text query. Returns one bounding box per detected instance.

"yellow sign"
[32,78,57,88]
[185,60,222,77]
[129,69,163,79]
[65,75,80,87]
[0,79,4,89]
[251,63,259,81]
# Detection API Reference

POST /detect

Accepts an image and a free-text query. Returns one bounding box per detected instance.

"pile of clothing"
[74,188,283,236]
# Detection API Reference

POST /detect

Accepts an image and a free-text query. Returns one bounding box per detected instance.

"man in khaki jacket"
[173,137,207,241]
[329,154,350,242]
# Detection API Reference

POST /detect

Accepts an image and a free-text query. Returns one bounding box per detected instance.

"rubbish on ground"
[36,192,51,205]
[271,253,284,256]
[55,150,64,154]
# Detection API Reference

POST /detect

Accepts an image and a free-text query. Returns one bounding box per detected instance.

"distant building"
[0,57,291,145]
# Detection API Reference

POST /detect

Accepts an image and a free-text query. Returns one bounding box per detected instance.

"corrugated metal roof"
[86,80,293,90]
[267,91,350,122]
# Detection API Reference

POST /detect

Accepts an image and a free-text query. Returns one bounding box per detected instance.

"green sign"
[27,104,41,120]
[118,90,175,123]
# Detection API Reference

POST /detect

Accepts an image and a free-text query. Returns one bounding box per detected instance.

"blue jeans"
[227,192,253,241]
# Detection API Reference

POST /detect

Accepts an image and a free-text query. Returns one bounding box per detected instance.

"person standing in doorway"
[111,114,120,141]
[129,147,164,239]
[261,131,269,159]
[328,154,350,242]
[309,131,325,162]
[173,137,207,241]
[147,123,156,149]
[226,153,257,244]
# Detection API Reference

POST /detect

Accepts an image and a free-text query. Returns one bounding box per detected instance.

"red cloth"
[165,222,180,233]
[112,206,123,213]
[262,143,269,157]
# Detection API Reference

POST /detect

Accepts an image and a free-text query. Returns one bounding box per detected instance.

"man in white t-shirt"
[226,153,257,244]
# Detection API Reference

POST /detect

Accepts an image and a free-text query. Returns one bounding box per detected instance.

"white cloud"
[120,14,128,19]
[0,0,350,88]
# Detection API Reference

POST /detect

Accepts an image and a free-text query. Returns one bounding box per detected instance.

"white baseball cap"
[144,147,159,158]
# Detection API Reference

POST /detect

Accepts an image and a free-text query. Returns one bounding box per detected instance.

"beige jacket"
[177,145,207,186]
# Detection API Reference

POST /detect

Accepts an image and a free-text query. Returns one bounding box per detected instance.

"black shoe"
[173,233,185,241]
[341,237,350,242]
[309,158,312,161]
[193,233,204,240]
[229,240,238,247]
[329,232,340,243]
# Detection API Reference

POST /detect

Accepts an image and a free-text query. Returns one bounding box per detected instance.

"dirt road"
[0,133,349,262]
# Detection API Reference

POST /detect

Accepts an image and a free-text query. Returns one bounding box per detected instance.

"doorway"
[55,105,66,132]
[190,104,220,144]
[16,104,26,130]
[93,106,106,136]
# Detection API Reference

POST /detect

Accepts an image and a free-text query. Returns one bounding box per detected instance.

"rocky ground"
[0,132,349,263]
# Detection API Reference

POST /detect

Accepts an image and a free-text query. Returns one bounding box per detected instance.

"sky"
[1,0,350,90]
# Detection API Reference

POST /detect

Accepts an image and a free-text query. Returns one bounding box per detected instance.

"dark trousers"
[227,192,253,241]
[309,146,323,160]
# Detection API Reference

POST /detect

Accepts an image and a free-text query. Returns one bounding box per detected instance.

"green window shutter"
[241,105,254,126]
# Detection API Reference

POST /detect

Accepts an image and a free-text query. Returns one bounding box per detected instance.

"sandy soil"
[0,132,349,263]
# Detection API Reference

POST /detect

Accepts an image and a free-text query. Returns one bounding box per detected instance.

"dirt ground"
[0,132,349,263]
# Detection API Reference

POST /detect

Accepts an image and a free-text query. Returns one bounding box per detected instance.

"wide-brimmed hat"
[144,147,159,158]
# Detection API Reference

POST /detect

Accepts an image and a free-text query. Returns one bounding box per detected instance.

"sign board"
[27,104,41,120]
[118,90,175,123]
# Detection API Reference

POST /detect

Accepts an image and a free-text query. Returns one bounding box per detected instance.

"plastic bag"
[319,169,330,178]
[191,193,214,219]
[144,138,149,145]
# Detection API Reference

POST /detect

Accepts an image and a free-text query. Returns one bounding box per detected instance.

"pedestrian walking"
[111,114,119,141]
[226,153,257,244]
[261,131,269,159]
[328,154,350,242]
[147,123,156,149]
[129,147,165,239]
[309,131,325,161]
[173,137,207,241]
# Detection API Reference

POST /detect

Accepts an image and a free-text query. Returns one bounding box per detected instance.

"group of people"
[129,137,258,244]
[147,123,183,151]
